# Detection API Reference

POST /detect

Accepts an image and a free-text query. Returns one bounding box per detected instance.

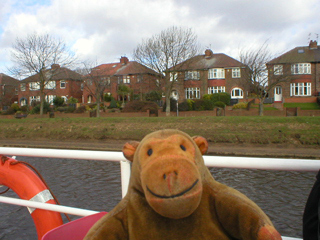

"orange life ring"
[0,156,63,239]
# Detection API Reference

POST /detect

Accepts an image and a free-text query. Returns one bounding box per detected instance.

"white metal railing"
[1,147,319,240]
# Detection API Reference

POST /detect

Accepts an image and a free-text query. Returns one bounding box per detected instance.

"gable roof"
[169,50,244,71]
[21,65,83,83]
[92,59,161,77]
[0,73,20,86]
[268,42,320,64]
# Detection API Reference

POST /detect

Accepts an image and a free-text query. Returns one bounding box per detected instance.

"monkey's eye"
[180,145,186,151]
[147,149,153,156]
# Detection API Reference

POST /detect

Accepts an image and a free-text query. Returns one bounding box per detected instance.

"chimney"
[120,56,129,65]
[309,40,318,50]
[204,49,213,58]
[51,64,60,69]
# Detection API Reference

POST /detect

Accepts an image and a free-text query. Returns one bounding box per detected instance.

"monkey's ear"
[192,136,208,155]
[122,141,140,162]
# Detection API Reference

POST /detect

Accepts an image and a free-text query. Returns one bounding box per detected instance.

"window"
[170,72,177,82]
[185,71,200,80]
[20,98,27,106]
[232,68,241,78]
[29,82,40,91]
[20,83,26,91]
[208,86,225,94]
[231,88,243,99]
[185,87,200,99]
[290,82,311,96]
[137,75,143,83]
[123,75,130,84]
[29,96,40,104]
[46,95,56,104]
[45,81,56,89]
[60,80,66,88]
[291,63,311,74]
[208,68,225,79]
[274,65,283,75]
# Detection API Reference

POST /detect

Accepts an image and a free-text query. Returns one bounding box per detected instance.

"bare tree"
[80,62,111,117]
[10,33,75,115]
[239,42,289,116]
[133,26,200,116]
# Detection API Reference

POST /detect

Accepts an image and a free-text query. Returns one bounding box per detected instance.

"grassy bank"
[0,116,319,146]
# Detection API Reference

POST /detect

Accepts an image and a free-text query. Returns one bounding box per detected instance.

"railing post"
[120,160,131,198]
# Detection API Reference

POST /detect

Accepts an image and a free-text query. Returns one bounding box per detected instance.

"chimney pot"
[51,64,60,69]
[120,56,129,65]
[205,49,213,58]
[309,40,318,49]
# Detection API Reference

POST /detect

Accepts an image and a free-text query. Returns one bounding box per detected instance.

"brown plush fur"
[84,129,281,240]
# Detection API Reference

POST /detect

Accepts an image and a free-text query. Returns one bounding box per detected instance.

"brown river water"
[0,156,317,239]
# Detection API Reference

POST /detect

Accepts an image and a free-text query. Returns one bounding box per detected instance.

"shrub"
[145,91,162,102]
[186,99,194,110]
[162,98,178,112]
[203,99,214,110]
[56,106,75,113]
[74,106,86,113]
[20,105,29,113]
[202,94,212,100]
[53,96,65,107]
[215,101,226,108]
[232,102,248,109]
[122,100,158,114]
[193,99,205,111]
[104,94,113,102]
[2,107,15,115]
[31,102,51,114]
[210,92,231,105]
[67,97,78,104]
[11,103,20,112]
[178,101,189,111]
[108,98,118,109]
[317,97,320,106]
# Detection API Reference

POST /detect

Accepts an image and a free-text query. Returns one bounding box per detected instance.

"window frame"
[185,71,200,80]
[290,82,311,96]
[232,68,241,78]
[231,87,244,99]
[291,63,311,75]
[60,80,66,89]
[208,68,225,79]
[208,86,225,94]
[185,87,200,99]
[274,65,283,75]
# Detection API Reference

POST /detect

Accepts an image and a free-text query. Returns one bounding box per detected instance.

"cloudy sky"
[0,0,319,75]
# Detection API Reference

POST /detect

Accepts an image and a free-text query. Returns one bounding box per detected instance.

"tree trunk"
[258,100,264,116]
[165,94,171,117]
[40,92,44,116]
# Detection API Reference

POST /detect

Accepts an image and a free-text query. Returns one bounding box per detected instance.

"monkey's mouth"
[146,179,199,199]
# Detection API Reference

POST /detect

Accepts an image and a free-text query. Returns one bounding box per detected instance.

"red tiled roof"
[169,52,244,71]
[268,44,320,64]
[0,73,20,86]
[92,61,161,77]
[21,67,83,83]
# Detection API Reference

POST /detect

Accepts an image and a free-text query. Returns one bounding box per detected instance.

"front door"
[274,86,282,102]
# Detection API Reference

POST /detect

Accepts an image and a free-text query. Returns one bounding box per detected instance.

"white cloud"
[0,0,319,73]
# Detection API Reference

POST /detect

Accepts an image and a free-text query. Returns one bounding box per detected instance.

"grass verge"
[0,116,319,146]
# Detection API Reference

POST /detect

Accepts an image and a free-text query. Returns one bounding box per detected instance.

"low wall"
[1,108,320,119]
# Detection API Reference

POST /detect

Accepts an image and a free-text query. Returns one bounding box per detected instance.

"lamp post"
[172,90,179,117]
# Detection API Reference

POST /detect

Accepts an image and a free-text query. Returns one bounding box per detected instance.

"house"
[267,40,320,103]
[0,73,20,110]
[167,49,249,102]
[18,64,83,107]
[83,56,163,103]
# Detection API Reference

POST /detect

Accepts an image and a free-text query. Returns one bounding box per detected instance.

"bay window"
[208,86,225,94]
[208,68,225,79]
[290,82,311,96]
